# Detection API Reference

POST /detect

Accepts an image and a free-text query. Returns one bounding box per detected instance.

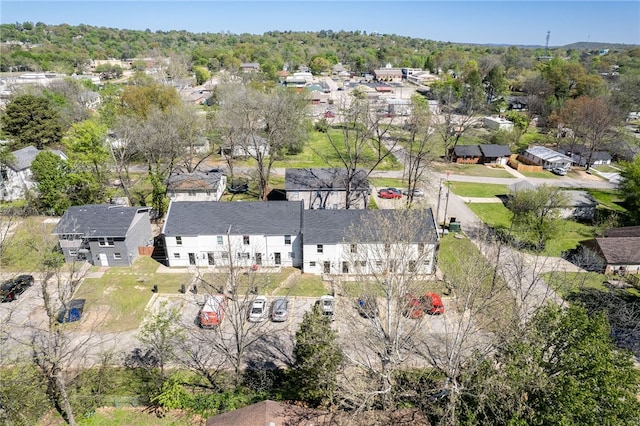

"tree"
[63,119,111,205]
[119,83,181,119]
[291,303,343,407]
[456,304,640,425]
[1,94,63,149]
[403,94,436,206]
[193,66,211,86]
[30,151,70,215]
[506,185,569,251]
[620,155,640,224]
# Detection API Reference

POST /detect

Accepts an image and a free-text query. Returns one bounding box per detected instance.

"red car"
[324,110,335,118]
[403,294,425,319]
[378,187,402,199]
[424,292,445,315]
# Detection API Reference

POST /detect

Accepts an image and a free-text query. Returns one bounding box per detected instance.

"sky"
[1,1,639,46]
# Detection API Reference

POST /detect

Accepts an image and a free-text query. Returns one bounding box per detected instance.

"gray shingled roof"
[163,201,303,236]
[7,145,40,171]
[285,168,369,192]
[564,190,597,207]
[167,171,223,191]
[453,145,482,157]
[303,209,437,244]
[53,205,148,238]
[479,144,512,158]
[604,226,640,238]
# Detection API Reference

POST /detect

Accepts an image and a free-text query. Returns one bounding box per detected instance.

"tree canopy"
[1,94,63,149]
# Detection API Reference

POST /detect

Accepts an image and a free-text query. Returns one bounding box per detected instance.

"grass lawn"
[75,258,191,332]
[466,203,595,257]
[197,268,297,295]
[592,164,621,173]
[438,234,515,332]
[273,129,402,170]
[369,177,405,188]
[449,182,509,198]
[1,216,60,272]
[339,279,449,298]
[430,162,514,178]
[273,273,327,297]
[541,271,608,299]
[68,407,204,426]
[519,170,556,178]
[587,189,627,212]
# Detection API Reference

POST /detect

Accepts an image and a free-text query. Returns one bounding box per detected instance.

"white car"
[402,188,425,197]
[248,296,268,322]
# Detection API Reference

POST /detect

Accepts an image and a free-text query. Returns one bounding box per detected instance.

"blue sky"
[2,1,639,46]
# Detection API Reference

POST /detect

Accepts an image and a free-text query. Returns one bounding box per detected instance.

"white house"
[522,146,573,170]
[162,201,304,268]
[221,135,270,159]
[167,170,227,202]
[301,209,438,276]
[285,168,370,209]
[0,145,67,201]
[483,116,514,131]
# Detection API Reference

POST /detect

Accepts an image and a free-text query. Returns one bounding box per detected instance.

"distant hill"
[562,41,639,50]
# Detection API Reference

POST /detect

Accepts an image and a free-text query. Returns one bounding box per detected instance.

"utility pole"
[435,177,443,232]
[442,172,451,233]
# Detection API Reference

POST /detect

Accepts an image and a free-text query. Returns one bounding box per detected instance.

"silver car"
[270,297,289,322]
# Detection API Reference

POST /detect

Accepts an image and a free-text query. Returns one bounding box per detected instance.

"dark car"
[356,295,378,318]
[58,299,86,323]
[270,297,289,322]
[378,187,402,199]
[0,275,34,302]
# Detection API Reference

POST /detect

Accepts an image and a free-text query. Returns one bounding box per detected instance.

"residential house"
[483,116,514,131]
[560,190,597,220]
[221,135,270,158]
[522,146,573,171]
[162,201,304,268]
[387,98,411,116]
[560,144,612,168]
[161,201,438,276]
[479,144,512,165]
[406,71,439,86]
[285,168,370,209]
[53,205,153,266]
[450,145,482,164]
[0,145,67,201]
[240,62,260,73]
[580,235,640,275]
[167,170,227,202]
[302,209,438,276]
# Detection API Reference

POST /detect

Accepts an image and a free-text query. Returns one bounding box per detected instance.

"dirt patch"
[573,170,602,180]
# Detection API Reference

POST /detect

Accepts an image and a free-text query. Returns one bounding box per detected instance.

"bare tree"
[320,94,399,209]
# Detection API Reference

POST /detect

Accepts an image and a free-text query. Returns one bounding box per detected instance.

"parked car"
[324,110,335,118]
[58,299,86,323]
[0,274,34,303]
[551,167,567,176]
[402,294,425,319]
[316,295,335,317]
[424,292,445,315]
[378,187,402,199]
[356,295,378,318]
[248,296,268,322]
[270,297,289,322]
[402,188,425,197]
[199,294,226,328]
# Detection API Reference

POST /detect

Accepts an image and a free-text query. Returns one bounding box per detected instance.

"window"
[376,260,383,268]
[409,260,417,272]
[350,244,357,253]
[173,253,180,259]
[217,236,223,245]
[113,253,122,260]
[384,244,391,254]
[284,235,291,245]
[237,252,250,259]
[317,244,323,253]
[356,260,367,267]
[176,236,182,245]
[309,261,316,267]
[99,237,114,247]
[418,243,425,253]
[243,235,250,245]
[68,249,78,257]
[221,252,229,260]
[188,191,196,196]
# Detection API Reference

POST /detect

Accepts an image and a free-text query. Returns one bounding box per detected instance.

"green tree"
[456,304,640,425]
[1,94,63,149]
[291,304,343,407]
[309,56,332,75]
[506,184,569,250]
[30,151,70,215]
[63,119,111,205]
[193,65,211,85]
[620,155,640,224]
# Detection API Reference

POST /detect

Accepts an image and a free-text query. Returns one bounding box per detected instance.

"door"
[323,261,331,274]
[342,261,349,274]
[98,253,108,266]
[274,252,281,265]
[255,253,262,266]
[188,253,196,265]
[207,252,215,266]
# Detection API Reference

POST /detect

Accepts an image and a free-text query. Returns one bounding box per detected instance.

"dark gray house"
[285,168,370,209]
[479,144,512,165]
[53,205,153,266]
